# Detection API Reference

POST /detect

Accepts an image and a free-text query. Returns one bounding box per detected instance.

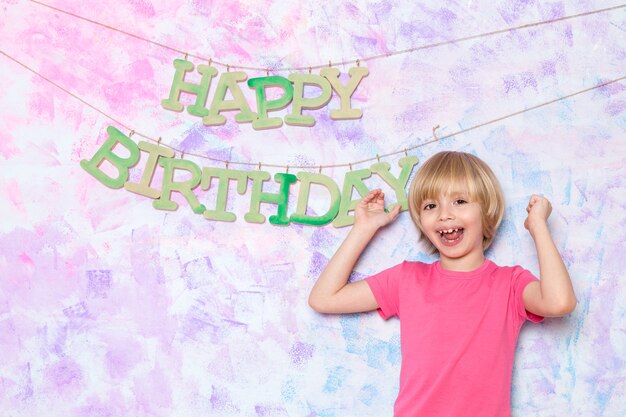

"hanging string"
[27,0,626,72]
[432,125,440,141]
[1,48,624,170]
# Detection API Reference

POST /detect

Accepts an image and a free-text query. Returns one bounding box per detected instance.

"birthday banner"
[74,57,623,226]
[75,54,421,227]
[4,2,624,230]
[80,126,417,226]
[161,59,369,129]
[40,2,621,230]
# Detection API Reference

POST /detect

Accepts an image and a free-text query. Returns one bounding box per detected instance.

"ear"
[482,223,495,249]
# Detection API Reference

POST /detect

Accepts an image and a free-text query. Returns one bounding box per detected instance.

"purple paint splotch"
[87,270,112,298]
[289,341,315,365]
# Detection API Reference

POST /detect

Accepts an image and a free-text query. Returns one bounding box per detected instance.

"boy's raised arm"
[308,189,401,314]
[522,195,577,317]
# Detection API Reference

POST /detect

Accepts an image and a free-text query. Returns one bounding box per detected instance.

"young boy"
[309,151,576,417]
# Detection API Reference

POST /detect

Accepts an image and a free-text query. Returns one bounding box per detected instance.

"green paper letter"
[244,171,297,225]
[332,168,372,227]
[370,155,419,211]
[124,141,175,198]
[161,59,217,117]
[200,167,249,222]
[247,76,294,130]
[80,126,140,189]
[290,172,341,226]
[153,157,205,213]
[284,74,332,127]
[203,71,256,125]
[320,67,369,120]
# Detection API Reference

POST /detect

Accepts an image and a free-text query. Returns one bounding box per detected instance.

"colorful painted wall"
[1,1,625,416]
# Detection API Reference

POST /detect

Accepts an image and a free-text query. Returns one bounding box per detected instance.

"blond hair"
[408,151,504,253]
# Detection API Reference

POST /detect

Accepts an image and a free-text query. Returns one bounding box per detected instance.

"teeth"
[439,228,459,234]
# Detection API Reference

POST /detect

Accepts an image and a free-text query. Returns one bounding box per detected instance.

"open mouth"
[438,228,464,243]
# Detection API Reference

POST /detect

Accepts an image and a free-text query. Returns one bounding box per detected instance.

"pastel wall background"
[1,0,624,416]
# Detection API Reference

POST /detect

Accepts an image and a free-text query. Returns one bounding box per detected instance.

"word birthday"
[161,59,369,130]
[80,126,418,227]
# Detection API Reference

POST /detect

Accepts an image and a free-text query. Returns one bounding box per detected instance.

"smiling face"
[419,190,486,271]
[408,152,505,270]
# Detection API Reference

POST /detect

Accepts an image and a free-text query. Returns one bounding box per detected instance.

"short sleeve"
[365,262,406,320]
[512,266,544,323]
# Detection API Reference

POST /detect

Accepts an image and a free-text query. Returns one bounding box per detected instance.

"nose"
[438,204,454,221]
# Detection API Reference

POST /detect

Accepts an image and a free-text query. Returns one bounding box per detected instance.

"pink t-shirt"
[366,259,542,417]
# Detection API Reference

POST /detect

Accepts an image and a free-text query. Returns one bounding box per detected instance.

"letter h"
[161,58,217,117]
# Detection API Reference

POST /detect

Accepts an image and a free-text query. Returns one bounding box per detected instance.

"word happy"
[80,126,418,227]
[161,59,369,129]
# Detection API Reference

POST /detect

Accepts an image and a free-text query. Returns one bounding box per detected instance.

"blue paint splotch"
[339,314,362,354]
[359,383,379,406]
[365,335,401,369]
[281,379,296,403]
[323,366,350,394]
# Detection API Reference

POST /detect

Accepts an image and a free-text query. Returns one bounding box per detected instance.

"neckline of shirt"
[434,258,495,279]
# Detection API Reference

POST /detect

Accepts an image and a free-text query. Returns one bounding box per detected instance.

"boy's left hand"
[524,194,552,233]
